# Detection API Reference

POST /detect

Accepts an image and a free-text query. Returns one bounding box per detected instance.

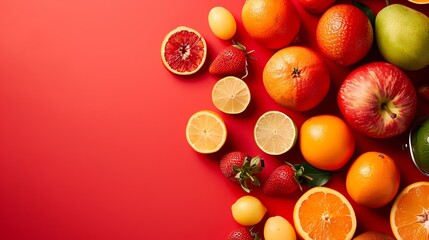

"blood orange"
[161,26,207,75]
[316,4,373,66]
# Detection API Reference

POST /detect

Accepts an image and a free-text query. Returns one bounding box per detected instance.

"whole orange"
[316,4,373,66]
[241,0,300,49]
[352,231,394,240]
[346,151,400,208]
[263,46,330,111]
[299,115,355,171]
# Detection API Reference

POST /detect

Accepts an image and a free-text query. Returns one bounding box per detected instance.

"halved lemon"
[212,76,251,114]
[293,187,357,240]
[185,110,227,154]
[390,181,429,240]
[254,111,297,155]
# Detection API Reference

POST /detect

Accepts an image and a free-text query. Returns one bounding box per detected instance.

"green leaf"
[295,162,332,187]
[353,1,375,29]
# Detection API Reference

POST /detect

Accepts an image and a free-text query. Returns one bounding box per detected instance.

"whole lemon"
[264,216,296,240]
[375,4,429,70]
[231,195,267,226]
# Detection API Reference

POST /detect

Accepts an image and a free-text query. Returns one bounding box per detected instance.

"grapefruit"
[161,26,207,75]
[316,4,373,66]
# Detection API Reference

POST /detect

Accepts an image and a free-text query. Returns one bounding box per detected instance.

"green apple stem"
[382,103,397,119]
[385,0,390,6]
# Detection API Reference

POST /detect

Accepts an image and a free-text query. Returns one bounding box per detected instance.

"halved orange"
[390,181,429,240]
[408,0,429,4]
[185,110,227,154]
[293,187,357,240]
[161,26,207,75]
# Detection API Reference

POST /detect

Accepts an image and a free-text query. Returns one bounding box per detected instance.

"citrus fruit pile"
[161,1,429,239]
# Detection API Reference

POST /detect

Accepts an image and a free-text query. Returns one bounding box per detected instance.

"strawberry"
[263,162,308,197]
[227,226,261,240]
[220,151,264,193]
[209,42,254,79]
[418,84,429,102]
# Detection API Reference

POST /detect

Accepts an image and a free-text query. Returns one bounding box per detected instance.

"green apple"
[375,4,429,71]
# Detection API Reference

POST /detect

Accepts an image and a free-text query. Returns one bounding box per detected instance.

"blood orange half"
[161,26,207,75]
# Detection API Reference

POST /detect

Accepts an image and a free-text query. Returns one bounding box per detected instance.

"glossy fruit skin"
[220,151,264,192]
[263,165,298,196]
[231,195,267,226]
[241,0,300,49]
[346,152,400,208]
[209,44,249,78]
[414,119,429,170]
[227,226,259,240]
[220,152,250,183]
[208,6,237,40]
[338,62,417,139]
[263,46,330,111]
[300,115,355,171]
[264,216,296,240]
[161,26,206,75]
[376,4,429,71]
[298,0,336,14]
[316,4,373,66]
[418,84,429,101]
[352,231,394,240]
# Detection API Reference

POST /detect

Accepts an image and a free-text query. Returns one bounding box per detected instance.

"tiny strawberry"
[209,41,254,79]
[418,84,429,102]
[220,151,264,193]
[227,226,261,240]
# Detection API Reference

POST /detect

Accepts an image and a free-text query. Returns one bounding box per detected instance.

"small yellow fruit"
[264,216,296,240]
[208,6,237,40]
[231,195,267,226]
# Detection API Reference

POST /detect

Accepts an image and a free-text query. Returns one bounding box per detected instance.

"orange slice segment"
[212,76,251,114]
[185,110,227,154]
[390,181,429,240]
[293,187,357,240]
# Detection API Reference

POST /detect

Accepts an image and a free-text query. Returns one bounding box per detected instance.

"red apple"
[338,62,417,138]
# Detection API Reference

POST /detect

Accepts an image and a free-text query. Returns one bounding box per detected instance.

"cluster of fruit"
[160,0,429,239]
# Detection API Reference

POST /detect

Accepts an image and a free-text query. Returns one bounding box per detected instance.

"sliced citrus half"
[161,26,207,75]
[408,0,429,4]
[185,110,227,154]
[293,186,357,240]
[212,76,251,114]
[254,111,297,155]
[390,181,429,240]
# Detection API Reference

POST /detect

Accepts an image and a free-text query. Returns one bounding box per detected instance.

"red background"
[0,0,428,239]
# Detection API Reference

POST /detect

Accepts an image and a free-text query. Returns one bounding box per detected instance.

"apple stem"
[385,0,390,6]
[382,103,397,119]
